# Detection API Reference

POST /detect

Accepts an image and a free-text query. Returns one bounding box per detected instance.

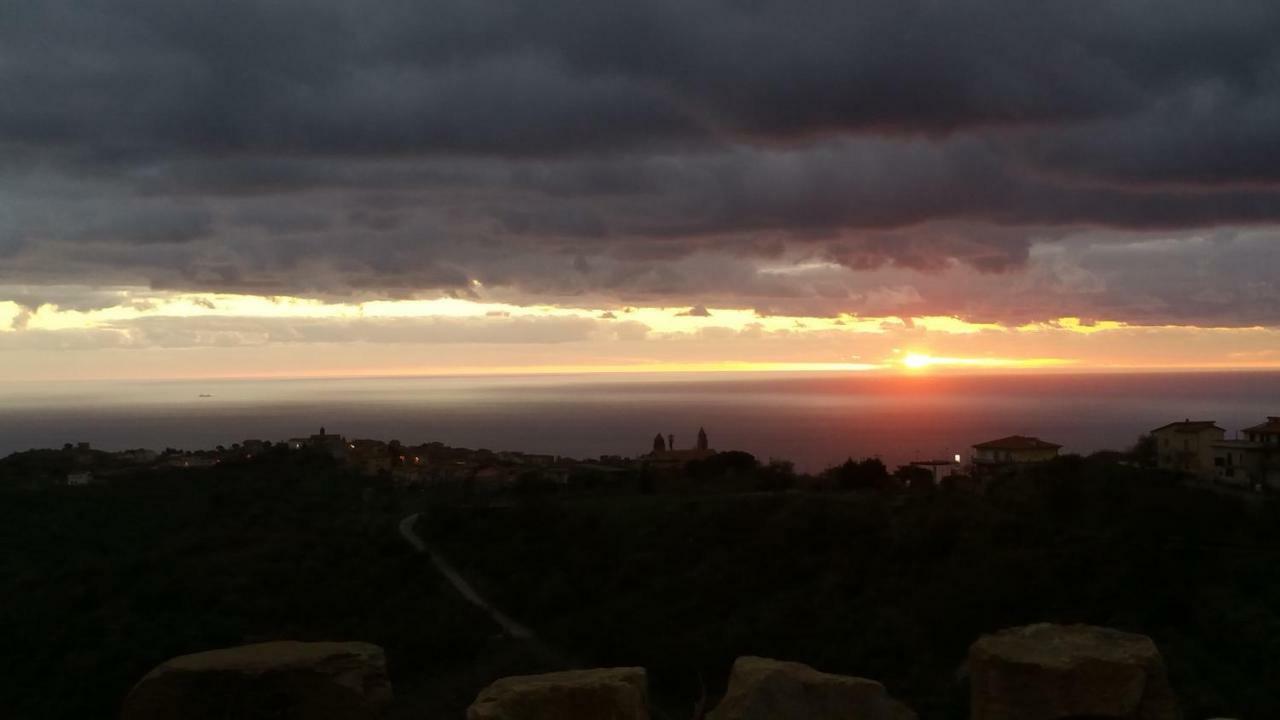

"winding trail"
[398,513,537,641]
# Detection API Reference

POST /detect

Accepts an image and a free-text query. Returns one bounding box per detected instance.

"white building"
[1212,416,1280,490]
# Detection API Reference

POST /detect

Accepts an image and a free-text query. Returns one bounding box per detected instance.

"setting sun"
[898,352,1074,371]
[903,353,936,369]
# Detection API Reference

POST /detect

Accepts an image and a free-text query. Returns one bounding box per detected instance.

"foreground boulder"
[969,624,1180,720]
[122,640,392,720]
[468,667,650,720]
[707,657,917,720]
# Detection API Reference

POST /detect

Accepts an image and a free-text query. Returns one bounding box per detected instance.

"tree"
[757,458,797,491]
[825,457,891,491]
[687,451,758,480]
[1128,434,1157,468]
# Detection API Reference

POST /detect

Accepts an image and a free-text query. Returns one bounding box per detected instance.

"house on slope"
[1211,416,1280,490]
[971,435,1062,477]
[1151,420,1225,477]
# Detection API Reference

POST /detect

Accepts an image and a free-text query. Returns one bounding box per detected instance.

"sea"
[2,371,1279,471]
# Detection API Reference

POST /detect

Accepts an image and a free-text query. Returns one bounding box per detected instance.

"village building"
[1151,420,1226,477]
[522,453,558,467]
[344,438,393,476]
[971,435,1061,476]
[1211,416,1280,490]
[307,427,348,459]
[645,426,716,471]
[1243,416,1280,446]
[349,438,388,454]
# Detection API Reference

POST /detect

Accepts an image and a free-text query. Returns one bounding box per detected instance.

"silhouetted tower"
[697,427,708,451]
[653,433,666,453]
[668,434,675,451]
[320,426,326,436]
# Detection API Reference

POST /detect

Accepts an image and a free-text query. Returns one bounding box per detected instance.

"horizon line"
[7,361,1280,386]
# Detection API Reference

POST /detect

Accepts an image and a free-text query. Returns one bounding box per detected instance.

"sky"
[3,1,1280,381]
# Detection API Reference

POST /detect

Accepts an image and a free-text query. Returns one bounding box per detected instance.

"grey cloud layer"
[7,1,1279,160]
[2,1,1280,325]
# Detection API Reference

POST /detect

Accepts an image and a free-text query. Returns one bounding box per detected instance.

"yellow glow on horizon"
[912,316,1003,334]
[1015,317,1129,334]
[3,288,1179,342]
[9,286,1280,381]
[149,360,890,381]
[12,292,990,336]
[476,360,888,375]
[899,352,1073,371]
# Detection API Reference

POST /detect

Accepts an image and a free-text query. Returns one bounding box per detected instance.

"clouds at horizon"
[3,0,1280,334]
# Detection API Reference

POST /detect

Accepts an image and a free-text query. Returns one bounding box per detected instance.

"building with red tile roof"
[971,435,1061,477]
[1151,419,1225,477]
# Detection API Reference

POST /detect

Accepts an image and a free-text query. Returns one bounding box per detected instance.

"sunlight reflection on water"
[2,371,1278,470]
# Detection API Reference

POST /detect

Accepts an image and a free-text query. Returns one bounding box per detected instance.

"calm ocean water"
[2,372,1279,471]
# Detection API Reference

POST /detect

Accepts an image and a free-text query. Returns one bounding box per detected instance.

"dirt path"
[398,513,537,641]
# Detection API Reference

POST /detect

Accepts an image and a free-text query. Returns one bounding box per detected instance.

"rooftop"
[1244,417,1280,435]
[973,435,1063,451]
[1151,420,1224,434]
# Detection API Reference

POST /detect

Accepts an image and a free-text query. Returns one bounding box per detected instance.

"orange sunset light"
[899,352,1073,371]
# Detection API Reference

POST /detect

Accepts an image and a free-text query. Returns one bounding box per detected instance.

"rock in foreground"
[707,656,917,720]
[969,623,1180,720]
[122,640,392,720]
[467,667,650,720]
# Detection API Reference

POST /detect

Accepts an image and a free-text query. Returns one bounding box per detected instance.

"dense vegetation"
[425,457,1280,719]
[0,449,498,720]
[5,445,1280,719]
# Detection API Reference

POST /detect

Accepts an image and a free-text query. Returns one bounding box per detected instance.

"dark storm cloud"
[4,0,1278,163]
[824,238,1031,274]
[1020,84,1280,186]
[3,0,1280,326]
[70,205,214,245]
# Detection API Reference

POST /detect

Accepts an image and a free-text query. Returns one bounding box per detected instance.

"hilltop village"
[14,413,1280,495]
